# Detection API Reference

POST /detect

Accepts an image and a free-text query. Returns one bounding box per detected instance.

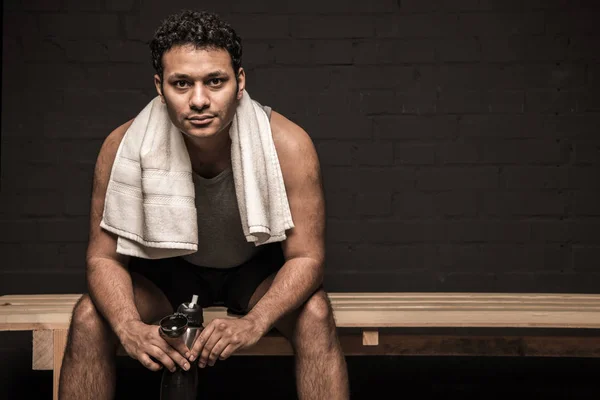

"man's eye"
[175,80,189,88]
[208,78,223,86]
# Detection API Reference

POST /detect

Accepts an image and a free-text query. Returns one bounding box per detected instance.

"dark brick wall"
[3,0,599,295]
[2,0,600,398]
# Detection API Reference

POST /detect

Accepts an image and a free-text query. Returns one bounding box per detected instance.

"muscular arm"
[85,120,140,338]
[244,112,326,335]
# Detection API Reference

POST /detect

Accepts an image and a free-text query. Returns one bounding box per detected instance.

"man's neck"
[183,131,232,179]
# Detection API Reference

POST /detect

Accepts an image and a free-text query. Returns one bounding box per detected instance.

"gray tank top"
[182,105,272,269]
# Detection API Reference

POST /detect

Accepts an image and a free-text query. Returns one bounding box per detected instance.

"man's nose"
[190,84,209,110]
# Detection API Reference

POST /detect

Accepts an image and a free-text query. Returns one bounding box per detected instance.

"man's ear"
[154,74,165,103]
[236,68,246,99]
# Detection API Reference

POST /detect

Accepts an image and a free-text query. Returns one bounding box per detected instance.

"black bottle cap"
[159,313,188,338]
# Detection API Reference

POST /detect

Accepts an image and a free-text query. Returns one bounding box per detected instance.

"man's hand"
[117,320,192,372]
[190,317,264,368]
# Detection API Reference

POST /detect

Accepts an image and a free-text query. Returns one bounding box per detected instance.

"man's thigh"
[130,271,174,325]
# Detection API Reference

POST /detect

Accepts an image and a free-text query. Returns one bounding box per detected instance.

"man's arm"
[243,111,326,334]
[86,120,190,372]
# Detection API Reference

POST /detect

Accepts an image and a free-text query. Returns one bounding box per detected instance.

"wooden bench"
[3,292,600,400]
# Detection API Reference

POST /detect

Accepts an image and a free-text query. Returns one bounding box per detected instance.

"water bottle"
[159,294,204,400]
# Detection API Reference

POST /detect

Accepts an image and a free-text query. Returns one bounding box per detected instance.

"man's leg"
[248,275,350,400]
[58,272,174,400]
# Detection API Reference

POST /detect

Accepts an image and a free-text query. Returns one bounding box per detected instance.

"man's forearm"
[86,257,141,339]
[244,257,323,335]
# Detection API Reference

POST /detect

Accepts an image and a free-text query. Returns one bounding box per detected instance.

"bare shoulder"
[269,111,320,178]
[87,119,134,264]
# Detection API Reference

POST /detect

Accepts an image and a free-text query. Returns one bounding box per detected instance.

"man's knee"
[68,295,115,347]
[301,289,335,328]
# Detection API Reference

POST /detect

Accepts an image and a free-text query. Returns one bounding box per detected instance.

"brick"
[567,167,600,189]
[3,139,101,165]
[459,115,542,138]
[0,220,39,243]
[3,12,39,38]
[1,165,93,191]
[354,39,436,64]
[437,142,480,164]
[573,246,600,271]
[356,193,392,217]
[323,167,416,192]
[457,12,545,36]
[486,65,526,89]
[416,167,499,190]
[524,64,586,89]
[438,244,569,272]
[437,38,480,62]
[299,115,371,139]
[572,141,600,164]
[84,64,153,90]
[375,115,458,139]
[481,36,568,62]
[326,220,361,243]
[21,37,66,62]
[444,221,531,243]
[39,13,120,38]
[323,191,354,218]
[531,221,600,244]
[541,115,600,139]
[438,90,484,114]
[579,89,600,112]
[3,37,23,63]
[65,0,102,10]
[360,90,437,115]
[105,40,149,63]
[313,40,354,65]
[290,16,374,39]
[19,0,63,11]
[326,244,437,272]
[106,0,136,11]
[361,221,446,243]
[435,191,478,217]
[545,11,600,34]
[503,166,569,189]
[483,191,567,216]
[226,15,290,39]
[394,144,436,165]
[355,142,394,166]
[375,15,458,38]
[525,89,580,113]
[253,67,329,94]
[392,191,434,217]
[334,65,435,91]
[481,139,564,164]
[567,36,600,61]
[59,90,151,122]
[1,271,87,294]
[37,218,89,243]
[438,65,488,90]
[63,40,109,62]
[315,141,353,166]
[325,271,438,292]
[242,0,398,13]
[0,244,61,271]
[573,191,600,216]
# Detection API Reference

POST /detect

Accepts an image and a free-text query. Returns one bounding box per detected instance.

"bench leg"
[53,329,68,400]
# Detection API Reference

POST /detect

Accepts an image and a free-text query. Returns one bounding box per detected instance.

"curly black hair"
[149,10,242,79]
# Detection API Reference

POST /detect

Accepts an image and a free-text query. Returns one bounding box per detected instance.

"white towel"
[99,90,294,259]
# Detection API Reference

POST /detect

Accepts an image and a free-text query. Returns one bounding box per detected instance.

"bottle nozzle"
[190,294,198,307]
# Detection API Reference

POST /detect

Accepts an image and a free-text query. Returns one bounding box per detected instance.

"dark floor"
[2,330,600,399]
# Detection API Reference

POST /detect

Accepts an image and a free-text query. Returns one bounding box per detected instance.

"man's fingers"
[148,345,177,372]
[138,354,162,372]
[219,344,236,361]
[199,331,222,367]
[191,322,215,361]
[208,339,229,366]
[160,330,191,359]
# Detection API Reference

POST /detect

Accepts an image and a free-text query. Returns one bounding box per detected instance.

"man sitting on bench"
[58,9,349,400]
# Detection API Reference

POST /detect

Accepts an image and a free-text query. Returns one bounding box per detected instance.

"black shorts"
[128,242,285,315]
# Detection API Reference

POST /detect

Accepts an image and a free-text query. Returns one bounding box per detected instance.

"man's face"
[154,45,245,140]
